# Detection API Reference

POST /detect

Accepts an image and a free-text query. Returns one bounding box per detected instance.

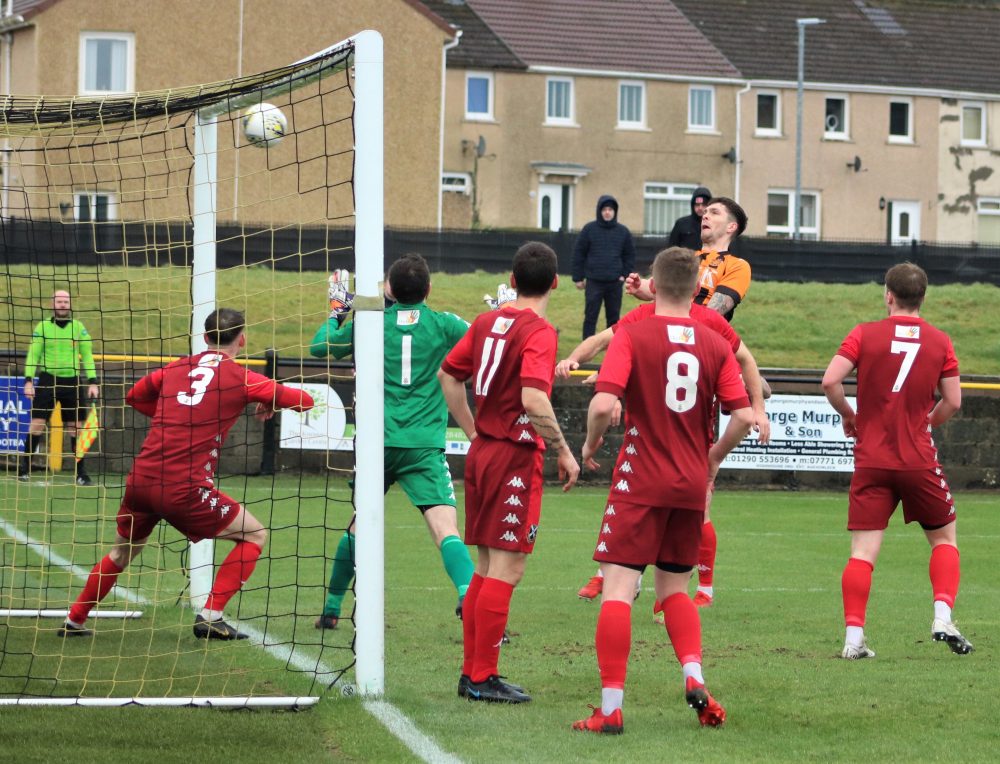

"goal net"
[0,31,385,705]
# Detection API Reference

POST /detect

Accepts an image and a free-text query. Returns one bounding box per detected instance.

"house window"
[767,190,819,239]
[889,99,913,142]
[643,182,698,235]
[618,81,645,128]
[688,86,715,131]
[961,101,986,146]
[824,95,848,139]
[79,32,134,94]
[755,92,780,135]
[465,72,494,120]
[977,198,1000,244]
[545,77,574,125]
[74,192,117,222]
[441,173,471,195]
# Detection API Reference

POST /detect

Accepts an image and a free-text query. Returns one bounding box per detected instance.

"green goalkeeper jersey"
[309,302,469,448]
[24,318,98,381]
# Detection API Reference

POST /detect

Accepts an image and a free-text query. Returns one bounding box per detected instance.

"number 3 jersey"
[441,305,557,449]
[836,316,959,470]
[595,315,749,509]
[126,351,314,484]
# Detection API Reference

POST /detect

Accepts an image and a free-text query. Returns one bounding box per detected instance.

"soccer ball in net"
[241,102,288,148]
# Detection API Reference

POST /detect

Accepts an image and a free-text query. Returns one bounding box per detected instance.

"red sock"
[661,592,702,665]
[471,577,513,683]
[596,600,631,690]
[204,541,262,613]
[929,544,960,608]
[698,520,717,587]
[462,573,485,677]
[842,557,873,627]
[68,556,124,625]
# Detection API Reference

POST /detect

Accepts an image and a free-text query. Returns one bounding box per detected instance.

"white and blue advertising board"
[0,376,32,455]
[719,393,857,473]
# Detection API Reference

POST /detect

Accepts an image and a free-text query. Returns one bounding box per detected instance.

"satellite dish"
[847,155,862,172]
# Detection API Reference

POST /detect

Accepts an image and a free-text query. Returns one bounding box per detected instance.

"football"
[241,102,287,148]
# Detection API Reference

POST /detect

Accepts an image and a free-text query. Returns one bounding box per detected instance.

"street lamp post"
[795,17,825,240]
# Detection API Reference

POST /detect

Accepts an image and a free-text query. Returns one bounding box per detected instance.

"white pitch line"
[0,517,457,763]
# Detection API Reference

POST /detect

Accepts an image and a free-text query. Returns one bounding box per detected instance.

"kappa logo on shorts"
[527,524,538,542]
[220,505,231,517]
[940,478,946,489]
[619,461,633,474]
[596,541,608,553]
[507,475,526,489]
[604,504,616,516]
[210,448,219,458]
[614,479,630,492]
[627,426,639,437]
[602,522,612,534]
[504,494,524,507]
[515,413,530,425]
[499,530,518,543]
[502,513,521,525]
[625,443,637,455]
[203,462,213,472]
[210,497,219,508]
[518,430,535,442]
[199,488,211,501]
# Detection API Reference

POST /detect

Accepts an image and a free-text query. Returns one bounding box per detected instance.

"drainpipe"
[437,28,462,231]
[734,81,751,204]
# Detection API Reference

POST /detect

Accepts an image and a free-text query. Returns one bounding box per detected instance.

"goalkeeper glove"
[482,283,517,310]
[328,269,355,319]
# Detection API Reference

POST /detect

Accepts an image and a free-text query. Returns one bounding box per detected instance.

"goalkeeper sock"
[842,557,874,627]
[324,531,355,617]
[205,541,262,613]
[439,535,473,597]
[69,556,124,625]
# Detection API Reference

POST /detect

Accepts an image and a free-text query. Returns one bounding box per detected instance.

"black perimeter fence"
[4,218,1000,285]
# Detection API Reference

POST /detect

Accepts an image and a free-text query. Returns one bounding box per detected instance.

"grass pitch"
[1,479,996,762]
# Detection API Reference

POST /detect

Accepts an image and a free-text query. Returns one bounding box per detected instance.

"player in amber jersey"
[823,262,972,660]
[440,241,579,704]
[572,247,752,735]
[58,309,314,641]
[558,294,769,609]
[309,254,476,630]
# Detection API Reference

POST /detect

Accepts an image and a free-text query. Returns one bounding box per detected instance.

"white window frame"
[545,76,575,126]
[960,101,987,147]
[441,172,471,195]
[78,31,135,95]
[766,189,820,239]
[888,97,913,144]
[465,71,494,121]
[617,80,646,130]
[754,90,781,137]
[643,182,698,236]
[73,191,119,222]
[823,94,849,141]
[688,85,716,132]
[976,197,1000,244]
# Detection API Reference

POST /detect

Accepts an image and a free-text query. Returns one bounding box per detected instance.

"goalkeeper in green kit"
[310,253,486,628]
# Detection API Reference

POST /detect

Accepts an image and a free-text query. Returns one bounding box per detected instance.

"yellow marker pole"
[49,402,64,472]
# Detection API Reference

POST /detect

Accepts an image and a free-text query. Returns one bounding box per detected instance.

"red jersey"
[615,301,741,352]
[836,316,959,470]
[441,306,557,448]
[595,316,749,508]
[126,351,314,483]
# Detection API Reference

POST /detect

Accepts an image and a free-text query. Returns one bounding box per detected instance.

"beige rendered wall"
[738,88,940,241]
[443,67,738,233]
[4,0,450,228]
[936,98,1000,244]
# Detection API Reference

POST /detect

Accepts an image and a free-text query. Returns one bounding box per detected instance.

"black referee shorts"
[30,373,84,423]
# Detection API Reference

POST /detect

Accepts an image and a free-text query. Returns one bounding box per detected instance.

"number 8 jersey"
[595,315,749,509]
[126,351,313,484]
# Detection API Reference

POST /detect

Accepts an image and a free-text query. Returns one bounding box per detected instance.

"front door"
[890,200,921,244]
[538,183,572,231]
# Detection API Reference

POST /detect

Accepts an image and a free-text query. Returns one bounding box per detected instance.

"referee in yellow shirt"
[20,290,99,485]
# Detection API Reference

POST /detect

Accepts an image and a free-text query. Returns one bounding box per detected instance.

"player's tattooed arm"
[706,291,736,316]
[523,386,580,490]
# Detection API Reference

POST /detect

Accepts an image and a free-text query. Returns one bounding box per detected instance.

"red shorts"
[592,499,704,568]
[463,437,544,553]
[848,466,956,530]
[117,475,243,542]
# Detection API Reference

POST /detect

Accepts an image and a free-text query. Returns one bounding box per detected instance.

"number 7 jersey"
[836,315,959,470]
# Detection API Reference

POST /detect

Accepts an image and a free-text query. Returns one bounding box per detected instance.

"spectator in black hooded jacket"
[572,194,636,339]
[667,186,712,250]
